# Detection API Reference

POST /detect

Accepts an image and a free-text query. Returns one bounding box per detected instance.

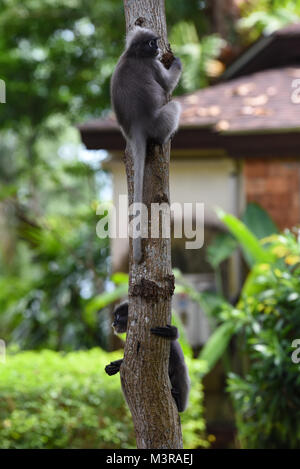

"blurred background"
[1,0,300,449]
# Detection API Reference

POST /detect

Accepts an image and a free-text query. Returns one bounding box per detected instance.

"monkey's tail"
[131,131,146,264]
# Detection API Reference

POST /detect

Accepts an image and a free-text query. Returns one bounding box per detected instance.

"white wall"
[170,158,241,226]
[107,156,244,271]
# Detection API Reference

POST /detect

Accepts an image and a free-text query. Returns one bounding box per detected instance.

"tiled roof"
[178,67,300,133]
[79,67,300,136]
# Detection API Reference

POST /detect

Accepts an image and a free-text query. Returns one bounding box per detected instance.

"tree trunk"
[120,0,183,449]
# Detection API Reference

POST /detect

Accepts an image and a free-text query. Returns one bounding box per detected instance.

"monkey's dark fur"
[110,27,182,263]
[105,301,190,412]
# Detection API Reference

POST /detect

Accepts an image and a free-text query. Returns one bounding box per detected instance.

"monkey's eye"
[148,39,157,48]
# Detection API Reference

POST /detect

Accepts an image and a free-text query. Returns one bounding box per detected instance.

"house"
[79,23,300,348]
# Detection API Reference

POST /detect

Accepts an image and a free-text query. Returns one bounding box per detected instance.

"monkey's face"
[142,37,160,58]
[112,312,127,333]
[112,302,128,333]
[128,33,160,59]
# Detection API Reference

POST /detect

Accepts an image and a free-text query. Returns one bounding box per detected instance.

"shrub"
[188,206,300,448]
[215,229,300,448]
[0,348,207,449]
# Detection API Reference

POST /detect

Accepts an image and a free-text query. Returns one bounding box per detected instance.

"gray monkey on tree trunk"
[110,26,182,263]
[105,301,190,412]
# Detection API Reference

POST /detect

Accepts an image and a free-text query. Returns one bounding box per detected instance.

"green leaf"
[206,232,238,269]
[0,184,17,200]
[242,203,279,240]
[83,284,128,327]
[216,208,275,267]
[111,272,129,285]
[198,322,235,375]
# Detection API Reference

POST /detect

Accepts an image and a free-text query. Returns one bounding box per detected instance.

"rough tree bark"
[120,0,183,449]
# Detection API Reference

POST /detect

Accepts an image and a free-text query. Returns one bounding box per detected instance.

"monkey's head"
[126,27,160,59]
[112,301,129,333]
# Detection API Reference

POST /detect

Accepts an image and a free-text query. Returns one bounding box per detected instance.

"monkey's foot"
[151,325,178,340]
[105,359,123,376]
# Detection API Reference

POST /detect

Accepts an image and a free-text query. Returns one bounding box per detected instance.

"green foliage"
[209,208,300,448]
[206,233,237,270]
[199,323,235,374]
[241,202,279,240]
[0,0,124,352]
[0,349,134,449]
[0,207,110,351]
[181,356,209,449]
[217,207,275,267]
[166,0,211,38]
[0,348,208,449]
[181,207,300,448]
[84,285,128,329]
[169,21,224,92]
[172,314,209,448]
[239,0,300,40]
[225,231,300,448]
[0,0,125,129]
[0,0,298,449]
[176,270,236,377]
[204,203,278,294]
[206,232,238,295]
[0,0,231,355]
